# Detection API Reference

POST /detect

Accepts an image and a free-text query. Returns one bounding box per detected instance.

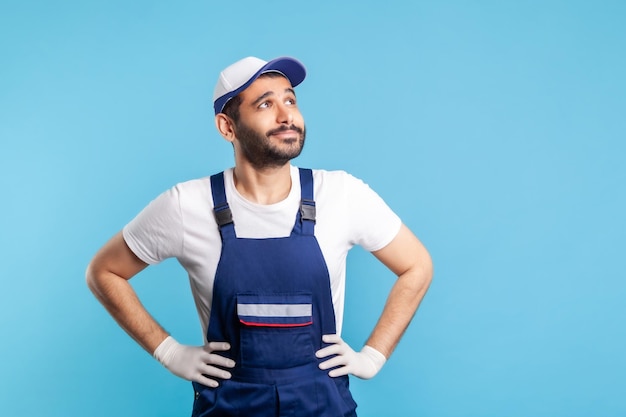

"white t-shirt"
[123,165,401,337]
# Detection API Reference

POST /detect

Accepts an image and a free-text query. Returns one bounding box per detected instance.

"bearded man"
[86,56,433,417]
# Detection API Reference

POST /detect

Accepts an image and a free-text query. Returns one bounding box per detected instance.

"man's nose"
[277,103,293,124]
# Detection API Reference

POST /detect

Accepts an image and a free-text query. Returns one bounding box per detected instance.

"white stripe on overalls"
[237,303,312,317]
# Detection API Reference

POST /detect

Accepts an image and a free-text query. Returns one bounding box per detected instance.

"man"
[86,56,433,416]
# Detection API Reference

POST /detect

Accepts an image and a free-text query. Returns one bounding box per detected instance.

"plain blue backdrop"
[1,1,625,416]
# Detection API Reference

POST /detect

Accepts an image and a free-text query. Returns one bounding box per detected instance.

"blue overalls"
[191,168,358,417]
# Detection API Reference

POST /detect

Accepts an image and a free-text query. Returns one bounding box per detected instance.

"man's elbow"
[85,260,101,295]
[85,258,114,299]
[408,254,433,296]
[422,255,434,287]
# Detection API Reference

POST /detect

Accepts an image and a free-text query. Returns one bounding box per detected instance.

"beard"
[233,120,306,169]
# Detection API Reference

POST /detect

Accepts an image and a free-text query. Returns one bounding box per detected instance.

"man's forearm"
[86,231,168,354]
[315,255,431,380]
[87,270,168,354]
[365,264,432,358]
[367,224,433,358]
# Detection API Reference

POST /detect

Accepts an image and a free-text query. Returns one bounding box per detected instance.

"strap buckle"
[300,199,316,222]
[214,203,233,226]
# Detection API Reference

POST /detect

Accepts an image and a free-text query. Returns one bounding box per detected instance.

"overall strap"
[210,172,236,240]
[298,168,316,236]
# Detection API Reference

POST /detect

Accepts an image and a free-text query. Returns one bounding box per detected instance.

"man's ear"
[215,114,236,143]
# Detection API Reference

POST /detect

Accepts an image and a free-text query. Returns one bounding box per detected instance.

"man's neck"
[232,163,292,205]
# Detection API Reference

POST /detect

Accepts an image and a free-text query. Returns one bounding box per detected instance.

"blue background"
[1,1,625,416]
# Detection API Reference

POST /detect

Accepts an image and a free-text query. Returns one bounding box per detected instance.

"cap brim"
[214,57,306,115]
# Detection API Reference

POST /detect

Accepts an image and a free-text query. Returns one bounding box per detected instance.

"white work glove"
[315,334,387,380]
[153,336,235,388]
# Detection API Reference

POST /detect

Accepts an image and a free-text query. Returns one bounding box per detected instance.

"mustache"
[267,124,304,136]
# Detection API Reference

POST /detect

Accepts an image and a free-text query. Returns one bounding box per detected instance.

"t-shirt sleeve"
[344,173,402,252]
[122,186,184,264]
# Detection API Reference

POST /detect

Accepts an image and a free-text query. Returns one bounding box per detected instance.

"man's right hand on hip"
[153,336,235,387]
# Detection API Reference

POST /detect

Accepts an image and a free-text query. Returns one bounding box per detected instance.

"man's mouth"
[267,125,303,137]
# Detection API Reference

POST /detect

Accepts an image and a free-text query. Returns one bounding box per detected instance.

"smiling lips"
[267,125,303,140]
[267,125,302,136]
[271,130,299,138]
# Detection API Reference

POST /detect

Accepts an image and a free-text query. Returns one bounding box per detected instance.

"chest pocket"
[237,293,315,369]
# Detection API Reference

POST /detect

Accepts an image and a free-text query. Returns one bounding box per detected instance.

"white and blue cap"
[213,56,306,115]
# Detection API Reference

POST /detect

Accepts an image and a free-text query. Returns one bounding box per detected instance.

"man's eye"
[259,102,270,109]
[286,98,296,105]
